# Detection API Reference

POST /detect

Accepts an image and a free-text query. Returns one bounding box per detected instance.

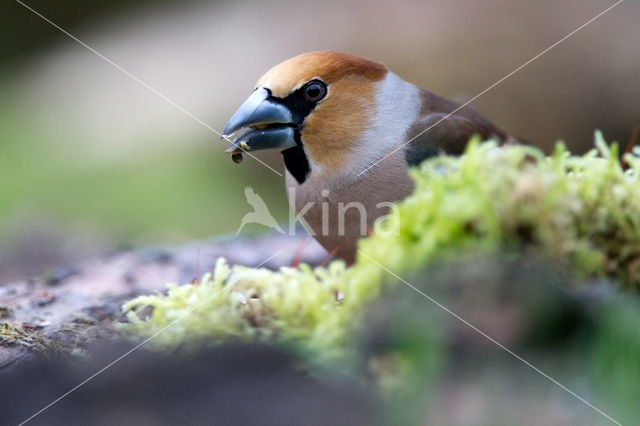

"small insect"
[232,152,244,164]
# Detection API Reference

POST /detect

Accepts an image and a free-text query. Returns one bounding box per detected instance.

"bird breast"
[285,149,413,263]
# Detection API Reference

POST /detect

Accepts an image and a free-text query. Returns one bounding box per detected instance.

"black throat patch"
[282,144,310,184]
[270,81,329,184]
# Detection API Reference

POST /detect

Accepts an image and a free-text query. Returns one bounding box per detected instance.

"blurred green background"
[1,0,638,281]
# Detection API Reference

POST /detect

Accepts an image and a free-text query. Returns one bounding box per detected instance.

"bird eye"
[303,81,327,102]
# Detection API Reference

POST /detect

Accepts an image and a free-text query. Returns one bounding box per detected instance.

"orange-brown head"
[256,51,387,98]
[223,51,392,184]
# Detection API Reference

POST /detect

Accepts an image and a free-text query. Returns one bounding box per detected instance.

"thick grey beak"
[222,87,297,155]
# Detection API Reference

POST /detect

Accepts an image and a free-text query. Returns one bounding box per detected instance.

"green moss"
[120,134,640,355]
[120,259,355,359]
[358,133,640,288]
[589,297,640,423]
[0,322,64,355]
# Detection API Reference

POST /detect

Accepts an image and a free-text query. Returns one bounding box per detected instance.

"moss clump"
[357,132,640,289]
[120,259,354,358]
[120,135,640,354]
[0,322,64,355]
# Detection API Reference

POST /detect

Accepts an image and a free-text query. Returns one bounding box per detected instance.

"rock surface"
[0,232,327,371]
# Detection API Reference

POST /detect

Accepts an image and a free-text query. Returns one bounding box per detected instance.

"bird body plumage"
[223,51,519,263]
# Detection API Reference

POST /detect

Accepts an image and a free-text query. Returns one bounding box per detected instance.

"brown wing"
[404,89,507,166]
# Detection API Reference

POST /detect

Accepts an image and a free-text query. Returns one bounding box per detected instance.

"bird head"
[223,51,403,184]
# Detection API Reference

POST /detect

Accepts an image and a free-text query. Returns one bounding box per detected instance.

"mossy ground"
[119,135,640,423]
[0,323,64,355]
[121,134,640,352]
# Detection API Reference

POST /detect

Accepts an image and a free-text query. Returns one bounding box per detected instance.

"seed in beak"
[231,152,244,164]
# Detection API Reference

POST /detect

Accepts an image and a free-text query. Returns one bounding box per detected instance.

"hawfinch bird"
[223,51,517,263]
